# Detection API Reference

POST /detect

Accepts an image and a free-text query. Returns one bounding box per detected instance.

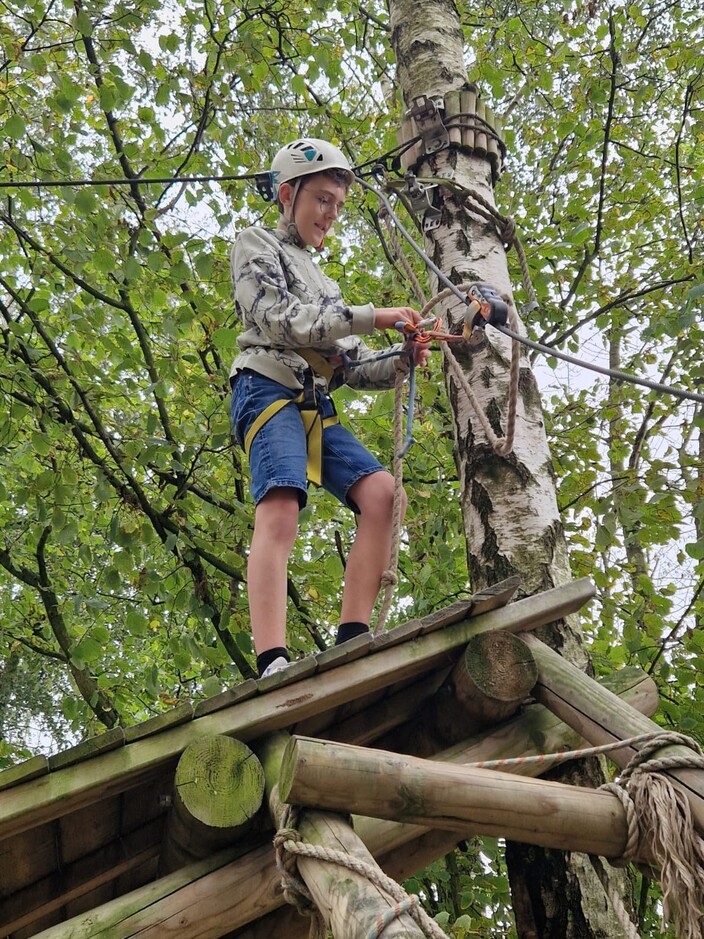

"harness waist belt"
[243,392,338,487]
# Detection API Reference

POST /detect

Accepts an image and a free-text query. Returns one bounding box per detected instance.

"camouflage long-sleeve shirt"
[230,226,402,393]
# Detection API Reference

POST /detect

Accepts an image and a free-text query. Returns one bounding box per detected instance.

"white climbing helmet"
[270,138,353,199]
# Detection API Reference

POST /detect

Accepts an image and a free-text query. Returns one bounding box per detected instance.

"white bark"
[387,0,630,934]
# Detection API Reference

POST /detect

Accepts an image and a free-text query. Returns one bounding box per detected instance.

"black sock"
[335,621,369,646]
[256,647,290,677]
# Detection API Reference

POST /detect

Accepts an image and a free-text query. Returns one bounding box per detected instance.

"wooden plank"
[417,598,473,634]
[25,666,653,939]
[0,580,595,842]
[370,618,424,651]
[522,632,704,833]
[280,736,632,858]
[0,755,49,792]
[48,727,125,771]
[462,575,521,618]
[59,797,121,865]
[255,655,317,690]
[314,631,372,671]
[124,703,194,743]
[2,837,161,936]
[322,669,453,746]
[193,680,258,718]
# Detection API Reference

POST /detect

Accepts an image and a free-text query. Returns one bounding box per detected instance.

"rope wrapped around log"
[274,804,449,939]
[598,731,704,939]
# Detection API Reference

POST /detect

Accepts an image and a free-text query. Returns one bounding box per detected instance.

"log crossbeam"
[521,633,704,836]
[279,736,639,861]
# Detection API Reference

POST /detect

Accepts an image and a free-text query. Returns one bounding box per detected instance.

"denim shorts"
[230,369,386,510]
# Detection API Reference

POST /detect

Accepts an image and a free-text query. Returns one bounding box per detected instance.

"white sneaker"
[260,656,292,679]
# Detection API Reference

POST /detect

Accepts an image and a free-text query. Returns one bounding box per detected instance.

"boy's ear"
[278,181,294,212]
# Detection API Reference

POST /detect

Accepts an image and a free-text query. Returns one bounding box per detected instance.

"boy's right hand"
[374,307,421,331]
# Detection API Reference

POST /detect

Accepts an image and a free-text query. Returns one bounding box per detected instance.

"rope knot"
[380,568,398,588]
[500,217,516,247]
[600,732,704,939]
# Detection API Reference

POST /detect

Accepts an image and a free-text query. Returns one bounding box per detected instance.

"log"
[376,631,537,756]
[160,735,265,874]
[257,732,425,939]
[434,631,538,744]
[474,99,488,157]
[29,667,654,939]
[444,89,462,147]
[520,632,704,833]
[0,578,594,844]
[279,737,633,859]
[460,85,477,150]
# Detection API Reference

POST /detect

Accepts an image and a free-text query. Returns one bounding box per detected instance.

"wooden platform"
[0,578,601,938]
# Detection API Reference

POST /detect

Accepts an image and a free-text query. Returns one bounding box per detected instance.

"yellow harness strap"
[243,391,338,487]
[298,348,338,382]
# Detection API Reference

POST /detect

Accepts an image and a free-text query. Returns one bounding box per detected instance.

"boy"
[230,138,429,678]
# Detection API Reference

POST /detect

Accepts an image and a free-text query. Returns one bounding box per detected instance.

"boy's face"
[279,175,348,248]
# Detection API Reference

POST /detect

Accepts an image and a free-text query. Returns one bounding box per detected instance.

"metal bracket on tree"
[403,172,442,233]
[406,94,450,155]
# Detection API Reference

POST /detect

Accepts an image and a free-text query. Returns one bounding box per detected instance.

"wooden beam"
[279,737,634,858]
[28,666,654,939]
[0,578,594,844]
[378,631,538,756]
[521,633,704,834]
[0,823,162,936]
[160,736,265,874]
[257,732,426,939]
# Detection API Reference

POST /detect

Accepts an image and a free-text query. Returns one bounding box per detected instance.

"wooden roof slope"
[0,577,596,939]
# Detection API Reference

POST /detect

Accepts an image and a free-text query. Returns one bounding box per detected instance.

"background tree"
[0,0,702,934]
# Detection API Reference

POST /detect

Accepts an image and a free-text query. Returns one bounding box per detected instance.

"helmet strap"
[283,178,324,251]
[284,179,307,248]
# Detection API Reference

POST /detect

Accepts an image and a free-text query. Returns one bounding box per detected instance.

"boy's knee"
[354,472,403,521]
[254,488,300,544]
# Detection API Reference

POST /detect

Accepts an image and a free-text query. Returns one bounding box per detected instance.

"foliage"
[0,0,703,934]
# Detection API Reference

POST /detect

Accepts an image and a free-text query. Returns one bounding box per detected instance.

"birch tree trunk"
[387,1,632,935]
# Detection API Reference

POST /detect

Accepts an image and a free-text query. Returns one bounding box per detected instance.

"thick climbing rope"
[274,804,449,939]
[375,363,406,634]
[599,731,704,939]
[465,727,704,937]
[372,197,522,633]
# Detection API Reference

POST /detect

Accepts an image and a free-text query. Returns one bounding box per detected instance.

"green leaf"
[211,327,238,349]
[194,253,213,279]
[3,114,27,140]
[32,432,52,456]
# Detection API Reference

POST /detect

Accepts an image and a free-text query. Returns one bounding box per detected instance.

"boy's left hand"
[413,343,431,367]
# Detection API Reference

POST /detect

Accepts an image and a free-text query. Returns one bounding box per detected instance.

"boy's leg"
[339,471,407,627]
[248,487,300,656]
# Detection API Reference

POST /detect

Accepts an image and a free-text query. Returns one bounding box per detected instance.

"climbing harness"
[243,369,339,488]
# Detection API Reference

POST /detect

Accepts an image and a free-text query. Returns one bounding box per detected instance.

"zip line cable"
[0,141,414,191]
[0,171,261,189]
[357,176,704,407]
[1,152,701,406]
